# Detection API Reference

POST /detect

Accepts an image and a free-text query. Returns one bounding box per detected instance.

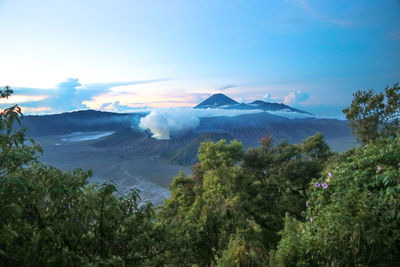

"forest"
[0,83,399,266]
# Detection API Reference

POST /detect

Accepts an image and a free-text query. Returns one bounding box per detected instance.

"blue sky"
[0,0,399,115]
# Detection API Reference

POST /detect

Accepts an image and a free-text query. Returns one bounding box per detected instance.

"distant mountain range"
[21,110,145,136]
[194,93,311,114]
[19,94,357,203]
[21,104,355,164]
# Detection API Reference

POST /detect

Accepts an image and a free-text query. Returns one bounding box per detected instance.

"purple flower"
[306,201,309,207]
[315,183,321,188]
[377,165,382,171]
[328,172,332,178]
[322,183,328,189]
[309,217,313,222]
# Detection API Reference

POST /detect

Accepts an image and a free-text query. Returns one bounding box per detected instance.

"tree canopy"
[343,82,400,144]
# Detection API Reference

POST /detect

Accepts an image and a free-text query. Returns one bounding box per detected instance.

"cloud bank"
[100,101,152,113]
[139,107,296,140]
[2,78,167,114]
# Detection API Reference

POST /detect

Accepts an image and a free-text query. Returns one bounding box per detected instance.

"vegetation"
[343,82,400,144]
[0,83,399,266]
[0,87,166,266]
[269,136,400,266]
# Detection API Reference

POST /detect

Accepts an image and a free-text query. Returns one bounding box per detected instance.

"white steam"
[139,109,200,139]
[139,108,263,140]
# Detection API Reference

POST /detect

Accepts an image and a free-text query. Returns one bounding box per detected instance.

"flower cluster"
[308,171,334,222]
[315,171,332,189]
[315,182,328,189]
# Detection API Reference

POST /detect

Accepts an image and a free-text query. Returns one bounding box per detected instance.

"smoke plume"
[139,108,266,140]
[139,109,200,139]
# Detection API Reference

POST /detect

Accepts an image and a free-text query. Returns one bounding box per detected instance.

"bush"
[271,136,400,266]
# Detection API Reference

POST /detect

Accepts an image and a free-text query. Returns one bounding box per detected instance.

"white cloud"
[100,101,152,113]
[262,93,271,102]
[2,78,167,114]
[139,107,264,140]
[284,90,309,104]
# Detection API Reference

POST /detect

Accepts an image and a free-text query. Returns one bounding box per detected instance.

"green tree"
[271,136,400,266]
[239,133,333,251]
[217,230,267,267]
[0,87,167,266]
[160,140,247,266]
[0,86,42,176]
[161,135,332,266]
[343,82,400,144]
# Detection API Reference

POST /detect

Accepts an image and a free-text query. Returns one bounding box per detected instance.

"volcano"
[194,93,239,108]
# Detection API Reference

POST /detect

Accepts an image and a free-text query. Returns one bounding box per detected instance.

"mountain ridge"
[195,93,311,114]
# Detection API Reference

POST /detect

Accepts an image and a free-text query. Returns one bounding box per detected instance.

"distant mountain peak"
[194,93,239,109]
[251,100,312,114]
[249,100,290,109]
[251,100,270,105]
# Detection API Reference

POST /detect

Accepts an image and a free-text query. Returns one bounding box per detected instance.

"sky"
[0,0,399,116]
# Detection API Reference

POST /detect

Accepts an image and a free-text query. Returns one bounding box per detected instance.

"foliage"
[160,140,246,265]
[160,135,332,266]
[239,133,333,248]
[271,136,400,266]
[343,82,400,144]
[0,87,167,266]
[0,86,42,176]
[217,231,267,267]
